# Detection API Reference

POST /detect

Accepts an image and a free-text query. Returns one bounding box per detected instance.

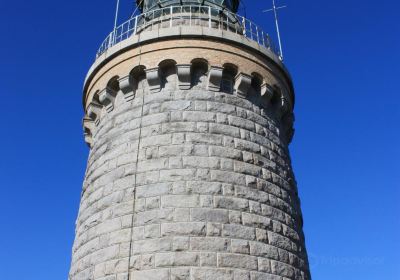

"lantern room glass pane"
[137,0,239,13]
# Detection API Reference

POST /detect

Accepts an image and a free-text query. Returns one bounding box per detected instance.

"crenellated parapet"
[82,22,297,148]
[83,58,294,148]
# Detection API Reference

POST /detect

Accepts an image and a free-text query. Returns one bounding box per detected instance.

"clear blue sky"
[0,0,398,279]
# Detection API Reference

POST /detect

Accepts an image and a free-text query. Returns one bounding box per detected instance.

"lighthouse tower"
[69,1,311,279]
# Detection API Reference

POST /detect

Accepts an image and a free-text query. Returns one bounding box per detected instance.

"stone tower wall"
[70,35,310,280]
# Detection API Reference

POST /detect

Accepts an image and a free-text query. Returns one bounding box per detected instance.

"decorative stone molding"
[207,66,223,92]
[145,68,161,93]
[86,102,102,125]
[176,64,192,90]
[99,87,116,112]
[83,37,295,110]
[234,73,252,97]
[82,62,295,145]
[119,75,135,101]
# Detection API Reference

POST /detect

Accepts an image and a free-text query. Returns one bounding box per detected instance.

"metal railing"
[97,5,280,59]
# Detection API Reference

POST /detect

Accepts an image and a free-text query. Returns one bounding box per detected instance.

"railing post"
[256,26,259,44]
[235,14,238,33]
[181,6,183,24]
[152,10,155,30]
[127,20,130,39]
[134,16,138,35]
[242,17,246,37]
[170,6,173,27]
[208,6,211,28]
[190,6,192,26]
[158,8,161,28]
[261,30,265,47]
[108,32,112,49]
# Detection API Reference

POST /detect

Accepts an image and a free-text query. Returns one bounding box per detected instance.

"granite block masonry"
[69,3,311,280]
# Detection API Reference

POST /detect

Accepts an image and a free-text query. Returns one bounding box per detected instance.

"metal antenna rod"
[114,0,121,33]
[263,0,286,60]
[131,0,145,18]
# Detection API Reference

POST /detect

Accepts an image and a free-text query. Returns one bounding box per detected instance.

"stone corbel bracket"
[99,87,117,113]
[145,68,161,93]
[276,97,290,119]
[119,75,135,101]
[86,102,102,126]
[259,82,294,143]
[234,73,252,97]
[177,64,192,90]
[261,83,275,104]
[83,117,94,148]
[261,84,291,118]
[275,87,294,143]
[207,66,224,92]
